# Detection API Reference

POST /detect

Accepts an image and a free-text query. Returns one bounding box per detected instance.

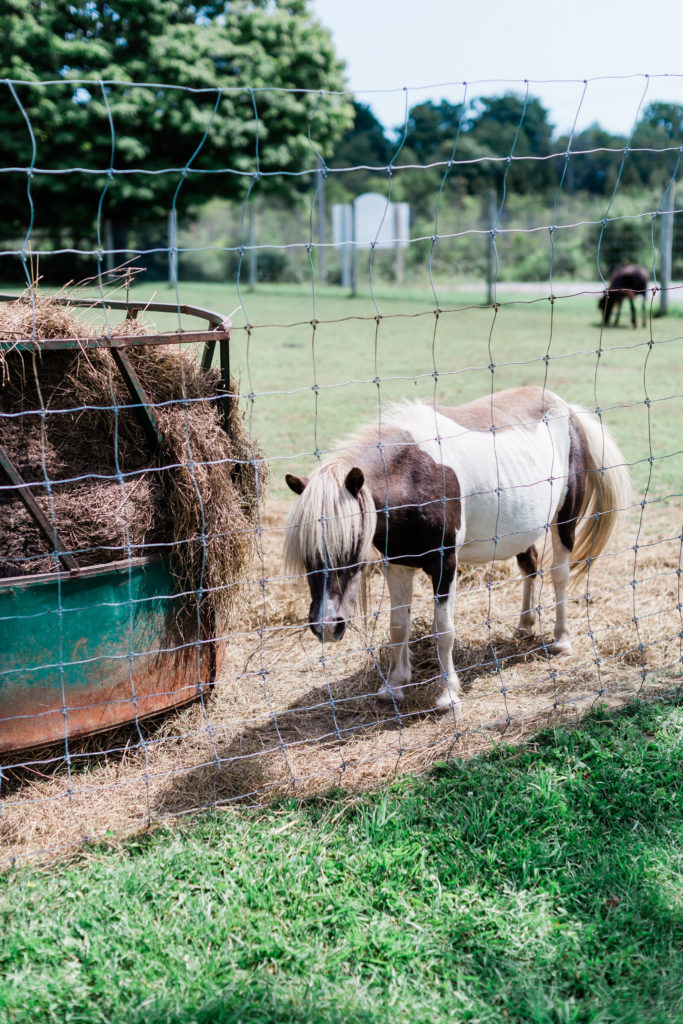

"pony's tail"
[568,405,632,582]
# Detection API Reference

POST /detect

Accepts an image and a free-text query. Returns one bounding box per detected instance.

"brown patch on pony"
[436,386,559,432]
[303,420,463,594]
[516,545,539,577]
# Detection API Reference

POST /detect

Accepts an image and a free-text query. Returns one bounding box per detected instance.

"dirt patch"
[1,497,681,865]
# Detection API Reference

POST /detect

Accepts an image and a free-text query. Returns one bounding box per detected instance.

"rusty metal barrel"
[0,557,224,754]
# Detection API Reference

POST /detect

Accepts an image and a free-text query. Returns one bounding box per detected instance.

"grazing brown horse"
[599,264,649,328]
[284,387,631,721]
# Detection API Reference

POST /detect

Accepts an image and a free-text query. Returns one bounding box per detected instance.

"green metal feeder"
[0,558,223,754]
[0,296,232,754]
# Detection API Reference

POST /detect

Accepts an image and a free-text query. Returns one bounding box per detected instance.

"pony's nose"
[309,616,346,642]
[331,618,346,641]
[309,619,323,640]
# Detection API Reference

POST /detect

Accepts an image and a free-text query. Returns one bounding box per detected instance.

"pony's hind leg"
[548,525,572,657]
[375,564,415,708]
[515,544,539,636]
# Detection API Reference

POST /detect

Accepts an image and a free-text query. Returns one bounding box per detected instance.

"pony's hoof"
[549,640,572,658]
[514,625,536,639]
[433,695,463,720]
[374,695,403,713]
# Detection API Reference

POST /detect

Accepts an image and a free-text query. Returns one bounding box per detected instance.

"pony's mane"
[283,457,378,576]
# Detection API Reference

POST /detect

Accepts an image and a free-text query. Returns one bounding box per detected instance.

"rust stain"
[0,640,224,755]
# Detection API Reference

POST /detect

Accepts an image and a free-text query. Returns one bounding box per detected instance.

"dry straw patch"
[1,494,680,866]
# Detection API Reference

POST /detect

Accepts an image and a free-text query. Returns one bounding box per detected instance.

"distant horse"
[599,264,649,328]
[284,387,630,720]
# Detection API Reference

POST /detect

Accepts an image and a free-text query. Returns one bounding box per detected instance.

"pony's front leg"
[432,557,462,719]
[375,563,415,709]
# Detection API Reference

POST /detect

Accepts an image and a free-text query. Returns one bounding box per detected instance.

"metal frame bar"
[0,293,230,329]
[109,348,165,452]
[0,330,227,352]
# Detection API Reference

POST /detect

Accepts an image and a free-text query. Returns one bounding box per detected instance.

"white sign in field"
[332,193,410,287]
[332,193,410,249]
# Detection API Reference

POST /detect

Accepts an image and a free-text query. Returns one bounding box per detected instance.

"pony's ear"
[344,466,365,497]
[285,473,309,495]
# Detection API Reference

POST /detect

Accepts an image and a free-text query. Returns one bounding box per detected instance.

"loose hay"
[1,496,680,866]
[0,291,264,638]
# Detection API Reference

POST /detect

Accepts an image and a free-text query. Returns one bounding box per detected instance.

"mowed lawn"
[135,280,681,500]
[1,700,682,1024]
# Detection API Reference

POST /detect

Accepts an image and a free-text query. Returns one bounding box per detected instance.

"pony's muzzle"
[309,615,347,643]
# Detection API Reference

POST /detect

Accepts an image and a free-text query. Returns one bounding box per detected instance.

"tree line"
[1,1,681,283]
[332,97,683,210]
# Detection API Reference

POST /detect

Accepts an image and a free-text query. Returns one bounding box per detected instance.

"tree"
[0,0,353,253]
[556,124,627,196]
[326,101,393,204]
[464,93,557,195]
[403,100,465,163]
[629,102,683,189]
[330,101,393,169]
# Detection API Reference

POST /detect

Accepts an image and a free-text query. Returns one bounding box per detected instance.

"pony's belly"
[458,479,560,563]
[457,529,545,565]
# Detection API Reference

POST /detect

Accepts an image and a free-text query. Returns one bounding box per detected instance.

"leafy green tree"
[0,0,352,254]
[556,124,627,196]
[629,101,683,189]
[403,100,465,163]
[326,101,394,204]
[464,93,557,195]
[331,101,393,169]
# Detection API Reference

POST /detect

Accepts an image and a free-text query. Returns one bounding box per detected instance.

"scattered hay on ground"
[1,496,680,866]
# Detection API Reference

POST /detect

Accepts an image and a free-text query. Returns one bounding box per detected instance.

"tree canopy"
[0,0,353,244]
[2,6,682,282]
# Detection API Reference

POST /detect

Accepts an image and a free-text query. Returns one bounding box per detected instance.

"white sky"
[310,0,683,138]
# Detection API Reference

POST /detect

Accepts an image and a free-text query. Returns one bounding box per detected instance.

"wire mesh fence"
[0,75,682,864]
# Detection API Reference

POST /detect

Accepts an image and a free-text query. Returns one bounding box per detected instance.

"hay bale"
[0,293,264,639]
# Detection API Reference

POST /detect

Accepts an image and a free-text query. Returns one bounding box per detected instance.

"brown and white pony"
[599,264,649,328]
[284,387,630,721]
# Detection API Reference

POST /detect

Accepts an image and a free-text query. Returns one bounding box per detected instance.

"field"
[144,279,683,499]
[1,278,681,849]
[1,280,682,1021]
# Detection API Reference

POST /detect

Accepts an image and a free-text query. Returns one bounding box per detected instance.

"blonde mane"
[283,458,378,576]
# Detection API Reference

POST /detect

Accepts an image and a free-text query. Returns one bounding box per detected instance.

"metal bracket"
[110,347,165,453]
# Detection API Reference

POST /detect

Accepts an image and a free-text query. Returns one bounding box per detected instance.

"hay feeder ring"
[0,295,233,755]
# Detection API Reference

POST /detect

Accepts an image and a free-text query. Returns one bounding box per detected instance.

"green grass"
[123,281,682,499]
[4,278,680,498]
[1,698,682,1024]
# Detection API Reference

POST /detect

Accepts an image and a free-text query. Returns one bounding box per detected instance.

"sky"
[310,0,683,138]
